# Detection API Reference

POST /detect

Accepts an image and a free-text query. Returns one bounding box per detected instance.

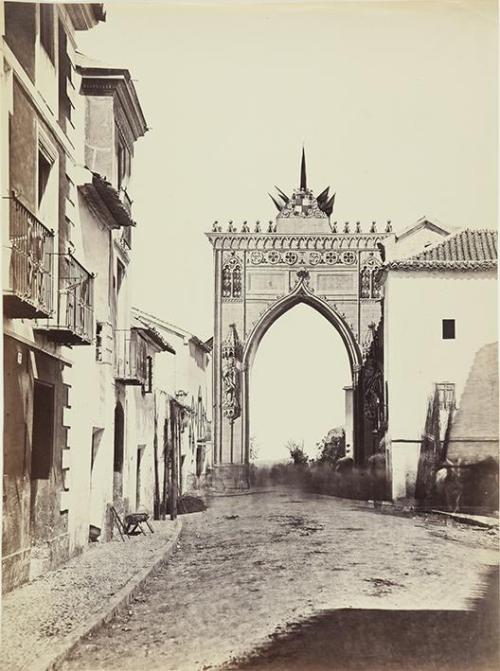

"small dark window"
[144,355,153,394]
[442,319,456,340]
[95,322,103,362]
[31,380,55,480]
[40,4,55,63]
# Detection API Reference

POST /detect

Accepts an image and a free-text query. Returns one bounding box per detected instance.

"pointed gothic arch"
[207,155,389,489]
[240,278,363,467]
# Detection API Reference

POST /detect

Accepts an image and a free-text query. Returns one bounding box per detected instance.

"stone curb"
[26,518,183,671]
[430,510,499,529]
[314,492,499,527]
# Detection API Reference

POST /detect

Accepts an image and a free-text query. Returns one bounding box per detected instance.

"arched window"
[222,253,242,298]
[360,267,371,298]
[359,257,381,299]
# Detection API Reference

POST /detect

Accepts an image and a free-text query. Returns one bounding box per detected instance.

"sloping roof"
[396,216,450,242]
[132,316,176,354]
[79,173,136,229]
[386,229,497,270]
[132,307,211,350]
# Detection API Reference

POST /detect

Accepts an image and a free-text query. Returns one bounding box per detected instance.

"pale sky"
[250,303,351,462]
[78,0,498,461]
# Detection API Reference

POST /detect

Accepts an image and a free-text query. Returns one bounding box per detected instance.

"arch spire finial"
[300,146,307,191]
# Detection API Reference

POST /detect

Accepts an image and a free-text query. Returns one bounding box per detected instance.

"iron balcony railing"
[35,253,94,345]
[4,193,54,318]
[115,328,148,386]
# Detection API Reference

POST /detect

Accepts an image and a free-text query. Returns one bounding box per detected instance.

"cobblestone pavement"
[1,519,181,671]
[63,490,499,671]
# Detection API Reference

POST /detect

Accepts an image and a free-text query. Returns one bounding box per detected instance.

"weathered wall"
[2,336,69,592]
[9,80,37,208]
[447,342,499,463]
[4,2,36,83]
[84,96,115,182]
[384,269,498,499]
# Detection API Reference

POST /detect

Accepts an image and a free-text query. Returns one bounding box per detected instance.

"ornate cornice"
[206,232,389,251]
[79,70,147,143]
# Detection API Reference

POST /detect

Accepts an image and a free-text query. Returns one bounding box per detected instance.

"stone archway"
[241,275,363,469]
[207,155,389,488]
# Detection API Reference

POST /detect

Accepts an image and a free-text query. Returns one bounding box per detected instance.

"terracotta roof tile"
[387,229,497,270]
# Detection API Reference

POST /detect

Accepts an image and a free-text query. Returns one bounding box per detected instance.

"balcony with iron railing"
[115,328,149,386]
[3,192,55,319]
[35,253,94,345]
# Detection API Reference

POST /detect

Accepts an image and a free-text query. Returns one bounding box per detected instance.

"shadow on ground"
[223,566,499,671]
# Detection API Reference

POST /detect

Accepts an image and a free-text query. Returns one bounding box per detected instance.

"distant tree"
[286,439,308,465]
[316,427,345,465]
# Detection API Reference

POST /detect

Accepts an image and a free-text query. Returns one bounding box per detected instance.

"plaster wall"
[385,227,448,261]
[84,95,115,182]
[383,269,497,499]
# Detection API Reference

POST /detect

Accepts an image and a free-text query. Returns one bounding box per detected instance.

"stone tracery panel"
[222,252,243,300]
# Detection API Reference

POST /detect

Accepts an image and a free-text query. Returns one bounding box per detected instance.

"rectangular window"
[436,383,456,410]
[40,4,55,63]
[95,322,103,362]
[144,355,153,394]
[31,380,55,480]
[442,319,456,340]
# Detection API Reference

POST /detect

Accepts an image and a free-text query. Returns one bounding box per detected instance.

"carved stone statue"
[221,324,241,422]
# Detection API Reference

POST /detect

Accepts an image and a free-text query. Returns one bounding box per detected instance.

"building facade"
[380,228,498,503]
[1,1,106,592]
[132,308,213,500]
[1,2,181,592]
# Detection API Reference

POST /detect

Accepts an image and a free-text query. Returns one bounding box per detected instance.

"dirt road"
[63,490,498,671]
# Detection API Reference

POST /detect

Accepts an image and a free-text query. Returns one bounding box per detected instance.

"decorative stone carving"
[324,251,339,265]
[221,324,241,423]
[249,250,264,264]
[341,251,356,265]
[284,251,298,265]
[308,251,321,265]
[222,252,242,299]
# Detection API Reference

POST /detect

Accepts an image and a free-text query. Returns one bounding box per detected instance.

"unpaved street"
[63,490,498,671]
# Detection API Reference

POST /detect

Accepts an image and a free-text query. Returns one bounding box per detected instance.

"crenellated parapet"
[206,230,392,251]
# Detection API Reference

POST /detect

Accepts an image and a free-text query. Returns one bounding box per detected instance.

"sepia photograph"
[0,0,498,669]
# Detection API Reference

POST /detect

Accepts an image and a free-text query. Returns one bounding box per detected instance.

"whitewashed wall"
[383,268,497,499]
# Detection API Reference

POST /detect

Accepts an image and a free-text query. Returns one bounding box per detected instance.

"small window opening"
[442,319,456,340]
[95,322,103,362]
[144,355,153,394]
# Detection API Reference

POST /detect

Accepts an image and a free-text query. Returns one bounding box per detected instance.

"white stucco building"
[380,226,498,501]
[132,308,213,496]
